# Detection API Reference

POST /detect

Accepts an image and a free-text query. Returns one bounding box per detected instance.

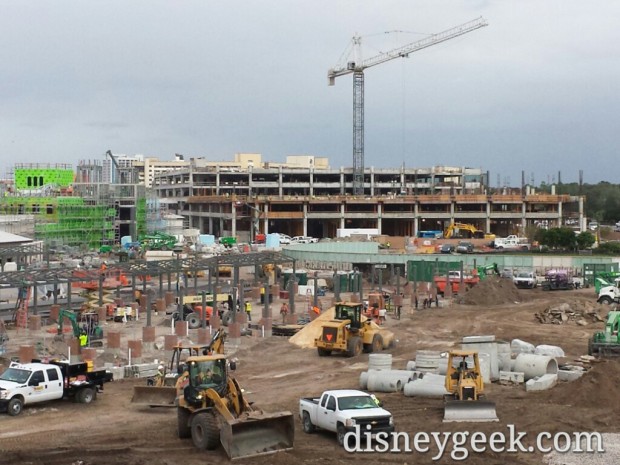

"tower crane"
[328,17,488,195]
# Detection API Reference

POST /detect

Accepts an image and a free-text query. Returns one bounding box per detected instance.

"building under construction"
[0,163,158,249]
[152,155,584,242]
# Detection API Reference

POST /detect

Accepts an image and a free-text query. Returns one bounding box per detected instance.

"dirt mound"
[456,277,523,306]
[542,360,620,408]
[289,307,336,348]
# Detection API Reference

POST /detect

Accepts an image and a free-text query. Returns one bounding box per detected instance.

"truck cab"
[299,389,394,446]
[598,278,620,305]
[0,363,64,415]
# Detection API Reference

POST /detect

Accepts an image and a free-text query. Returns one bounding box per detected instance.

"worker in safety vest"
[244,301,252,321]
[79,332,88,347]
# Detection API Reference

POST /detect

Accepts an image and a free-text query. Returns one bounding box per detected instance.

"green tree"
[576,231,596,250]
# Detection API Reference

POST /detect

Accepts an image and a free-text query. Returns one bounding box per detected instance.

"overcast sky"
[1,1,619,186]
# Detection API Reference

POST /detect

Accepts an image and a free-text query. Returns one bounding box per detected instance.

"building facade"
[153,157,584,242]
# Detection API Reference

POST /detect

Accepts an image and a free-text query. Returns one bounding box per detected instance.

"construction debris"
[535,302,605,325]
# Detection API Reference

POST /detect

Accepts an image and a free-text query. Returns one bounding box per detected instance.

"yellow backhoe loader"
[443,350,498,422]
[176,354,294,460]
[131,329,226,407]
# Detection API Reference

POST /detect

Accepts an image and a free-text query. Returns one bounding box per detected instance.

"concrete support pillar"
[107,331,121,349]
[235,312,247,325]
[81,347,97,363]
[228,322,241,345]
[165,291,175,306]
[211,313,221,329]
[175,321,188,337]
[156,298,166,313]
[68,337,80,363]
[197,328,211,345]
[142,326,156,343]
[262,317,273,337]
[97,306,107,322]
[50,305,60,322]
[28,315,41,331]
[127,340,142,364]
[19,345,35,363]
[164,334,178,351]
[139,295,148,313]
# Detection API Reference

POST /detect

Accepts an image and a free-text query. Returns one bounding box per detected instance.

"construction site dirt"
[0,282,617,465]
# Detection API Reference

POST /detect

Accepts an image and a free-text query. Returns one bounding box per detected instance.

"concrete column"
[377,203,382,234]
[235,312,247,325]
[175,321,188,337]
[127,340,142,364]
[81,347,97,363]
[142,326,156,343]
[262,317,272,337]
[228,322,241,345]
[50,304,60,322]
[231,201,237,237]
[165,291,175,306]
[97,306,107,323]
[197,328,211,345]
[156,298,166,313]
[107,331,121,349]
[19,345,35,363]
[28,315,41,331]
[68,337,80,363]
[303,203,308,236]
[164,334,178,351]
[211,313,221,329]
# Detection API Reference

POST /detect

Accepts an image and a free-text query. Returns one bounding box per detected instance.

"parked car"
[277,233,292,244]
[456,241,474,254]
[440,243,455,254]
[589,221,599,231]
[291,236,318,244]
[614,221,620,232]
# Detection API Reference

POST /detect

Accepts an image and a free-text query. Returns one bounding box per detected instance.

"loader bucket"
[131,386,177,407]
[220,411,295,460]
[443,400,499,423]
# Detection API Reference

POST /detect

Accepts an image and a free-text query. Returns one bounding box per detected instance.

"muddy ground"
[0,282,617,465]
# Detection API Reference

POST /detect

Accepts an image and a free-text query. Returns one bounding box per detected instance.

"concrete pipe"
[406,360,416,371]
[497,342,511,371]
[368,353,392,371]
[359,370,374,390]
[403,378,449,398]
[361,369,414,390]
[513,353,558,381]
[367,373,403,393]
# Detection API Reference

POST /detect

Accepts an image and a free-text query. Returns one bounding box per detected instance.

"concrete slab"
[499,370,524,385]
[462,335,496,343]
[526,373,558,391]
[557,369,584,382]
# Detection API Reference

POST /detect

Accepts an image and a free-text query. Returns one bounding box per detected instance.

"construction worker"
[245,301,252,321]
[280,302,289,323]
[79,331,88,347]
[370,393,381,407]
[312,305,321,316]
[154,365,165,386]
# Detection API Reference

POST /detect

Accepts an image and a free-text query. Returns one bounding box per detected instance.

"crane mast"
[328,17,488,195]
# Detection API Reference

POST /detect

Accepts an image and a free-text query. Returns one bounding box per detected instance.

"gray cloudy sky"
[1,1,619,186]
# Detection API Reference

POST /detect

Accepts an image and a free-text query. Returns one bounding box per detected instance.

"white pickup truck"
[299,389,394,446]
[0,360,112,416]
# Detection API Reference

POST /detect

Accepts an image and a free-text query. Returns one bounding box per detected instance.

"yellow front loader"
[176,354,294,460]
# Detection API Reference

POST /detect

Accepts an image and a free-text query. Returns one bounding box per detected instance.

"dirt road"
[0,284,616,465]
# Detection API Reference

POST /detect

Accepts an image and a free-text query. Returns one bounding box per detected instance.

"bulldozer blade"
[131,386,177,407]
[443,400,499,423]
[220,411,295,460]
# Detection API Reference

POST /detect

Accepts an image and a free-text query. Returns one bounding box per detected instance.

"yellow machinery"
[131,329,226,407]
[444,223,495,240]
[443,350,498,422]
[176,354,294,459]
[314,302,393,357]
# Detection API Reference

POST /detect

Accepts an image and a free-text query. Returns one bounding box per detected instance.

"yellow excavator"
[444,223,495,240]
[443,350,498,422]
[176,354,294,459]
[131,329,226,407]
